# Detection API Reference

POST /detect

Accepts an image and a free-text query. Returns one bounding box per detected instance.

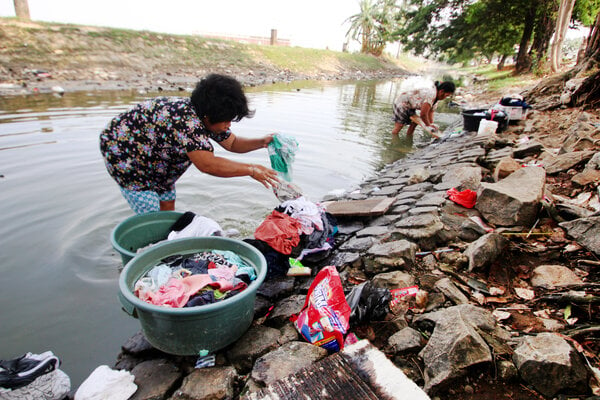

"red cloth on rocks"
[254,210,302,254]
[446,188,477,208]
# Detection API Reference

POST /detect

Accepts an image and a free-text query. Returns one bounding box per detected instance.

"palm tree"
[346,0,400,56]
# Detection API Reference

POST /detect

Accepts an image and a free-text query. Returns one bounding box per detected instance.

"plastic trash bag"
[0,351,70,400]
[272,180,303,202]
[446,188,477,208]
[268,133,299,182]
[345,282,391,325]
[291,265,351,353]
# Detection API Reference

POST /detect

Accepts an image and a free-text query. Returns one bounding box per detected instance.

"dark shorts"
[393,104,416,125]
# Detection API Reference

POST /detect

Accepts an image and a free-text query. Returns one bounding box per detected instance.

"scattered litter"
[514,287,536,300]
[492,310,512,321]
[346,281,391,325]
[268,133,298,182]
[489,286,505,296]
[416,247,456,257]
[287,258,311,277]
[469,215,494,232]
[389,285,419,308]
[195,354,216,369]
[446,188,477,208]
[291,266,351,353]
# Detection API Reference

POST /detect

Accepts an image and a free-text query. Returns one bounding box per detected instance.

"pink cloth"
[208,263,238,281]
[137,275,233,308]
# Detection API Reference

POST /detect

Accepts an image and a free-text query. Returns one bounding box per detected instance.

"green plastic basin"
[111,211,183,265]
[118,237,267,355]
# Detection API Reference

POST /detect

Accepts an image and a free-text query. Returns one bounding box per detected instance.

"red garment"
[254,210,301,255]
[446,188,477,208]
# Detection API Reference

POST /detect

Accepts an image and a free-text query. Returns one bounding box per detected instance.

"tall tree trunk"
[583,12,600,62]
[530,0,559,71]
[497,54,507,70]
[13,0,30,21]
[572,12,600,107]
[550,0,576,72]
[515,1,538,73]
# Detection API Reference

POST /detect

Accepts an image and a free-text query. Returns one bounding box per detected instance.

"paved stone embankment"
[102,109,599,400]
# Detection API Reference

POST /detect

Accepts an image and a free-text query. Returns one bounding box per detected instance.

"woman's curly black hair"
[190,74,255,123]
[434,80,456,94]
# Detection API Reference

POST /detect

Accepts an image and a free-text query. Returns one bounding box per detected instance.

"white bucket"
[477,119,498,136]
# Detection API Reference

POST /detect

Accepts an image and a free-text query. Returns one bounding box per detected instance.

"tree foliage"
[396,0,599,73]
[345,0,403,56]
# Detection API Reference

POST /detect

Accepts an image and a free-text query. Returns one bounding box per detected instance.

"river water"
[0,78,459,387]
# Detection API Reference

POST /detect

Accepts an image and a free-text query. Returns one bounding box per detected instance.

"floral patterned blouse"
[393,79,437,111]
[99,97,231,193]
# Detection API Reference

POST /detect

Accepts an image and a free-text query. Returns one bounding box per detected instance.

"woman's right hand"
[249,164,280,188]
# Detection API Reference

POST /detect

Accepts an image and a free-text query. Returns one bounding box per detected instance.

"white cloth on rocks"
[74,365,137,400]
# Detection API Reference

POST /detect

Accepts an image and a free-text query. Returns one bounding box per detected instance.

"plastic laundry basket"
[118,236,267,355]
[111,211,183,265]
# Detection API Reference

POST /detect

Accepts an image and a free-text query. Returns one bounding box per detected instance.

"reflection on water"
[0,79,459,387]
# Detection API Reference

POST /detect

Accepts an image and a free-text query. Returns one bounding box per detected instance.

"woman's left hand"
[250,164,280,188]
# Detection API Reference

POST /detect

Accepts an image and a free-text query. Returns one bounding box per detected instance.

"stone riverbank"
[79,105,599,400]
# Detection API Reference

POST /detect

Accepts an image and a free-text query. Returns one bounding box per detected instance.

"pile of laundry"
[245,196,337,279]
[134,250,257,308]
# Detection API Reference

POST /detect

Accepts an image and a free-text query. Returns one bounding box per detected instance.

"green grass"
[0,17,408,78]
[458,64,538,91]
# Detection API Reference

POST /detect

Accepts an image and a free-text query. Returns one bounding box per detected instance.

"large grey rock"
[338,236,376,252]
[250,341,328,386]
[434,277,469,304]
[416,305,494,392]
[356,225,391,238]
[415,192,447,207]
[441,165,482,191]
[266,294,305,327]
[512,333,588,397]
[172,366,237,400]
[328,251,361,269]
[372,270,415,290]
[464,233,509,271]
[130,359,182,400]
[393,214,445,250]
[388,327,424,353]
[257,276,295,299]
[226,325,282,371]
[530,264,583,288]
[560,216,600,256]
[121,331,156,355]
[543,151,595,174]
[476,167,546,227]
[512,140,544,159]
[364,240,418,273]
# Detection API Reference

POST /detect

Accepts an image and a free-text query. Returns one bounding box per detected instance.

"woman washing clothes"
[392,78,456,137]
[100,73,279,214]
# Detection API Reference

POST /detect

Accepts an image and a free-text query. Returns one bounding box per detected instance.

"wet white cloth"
[167,215,223,240]
[280,196,324,234]
[74,365,137,400]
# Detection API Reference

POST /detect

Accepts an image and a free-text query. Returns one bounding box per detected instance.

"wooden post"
[13,0,31,21]
[270,29,277,46]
